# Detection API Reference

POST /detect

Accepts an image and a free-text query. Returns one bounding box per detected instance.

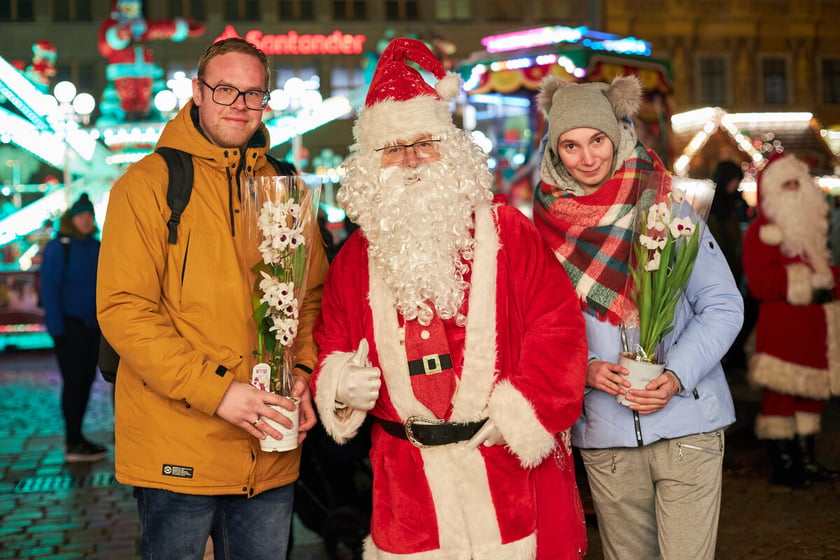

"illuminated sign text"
[216,26,366,55]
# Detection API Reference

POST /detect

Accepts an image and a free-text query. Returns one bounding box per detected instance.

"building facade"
[605,0,840,171]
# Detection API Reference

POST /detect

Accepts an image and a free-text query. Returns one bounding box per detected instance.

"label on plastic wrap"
[251,363,271,392]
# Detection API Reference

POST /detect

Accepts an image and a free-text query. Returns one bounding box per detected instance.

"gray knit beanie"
[536,75,644,193]
[539,75,642,159]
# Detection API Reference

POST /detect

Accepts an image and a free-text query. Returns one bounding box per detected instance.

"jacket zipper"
[633,410,644,446]
[226,165,235,236]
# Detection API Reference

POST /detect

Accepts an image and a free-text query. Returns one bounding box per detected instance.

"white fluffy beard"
[762,177,832,272]
[339,132,494,326]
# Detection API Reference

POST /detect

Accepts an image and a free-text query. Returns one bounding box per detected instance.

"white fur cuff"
[786,263,813,305]
[759,223,783,246]
[754,414,796,440]
[313,351,369,444]
[487,380,555,468]
[795,411,821,435]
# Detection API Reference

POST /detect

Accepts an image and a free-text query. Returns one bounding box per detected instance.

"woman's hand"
[623,371,681,414]
[587,359,631,395]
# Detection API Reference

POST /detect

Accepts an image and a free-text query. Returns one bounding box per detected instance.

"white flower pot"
[616,353,665,406]
[259,398,300,452]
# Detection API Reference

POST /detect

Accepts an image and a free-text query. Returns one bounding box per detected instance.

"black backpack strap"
[156,147,194,244]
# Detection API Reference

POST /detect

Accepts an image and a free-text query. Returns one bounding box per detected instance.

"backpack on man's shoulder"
[98,148,295,383]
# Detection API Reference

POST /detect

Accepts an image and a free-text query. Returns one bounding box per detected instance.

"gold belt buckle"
[404,415,445,448]
[421,354,442,374]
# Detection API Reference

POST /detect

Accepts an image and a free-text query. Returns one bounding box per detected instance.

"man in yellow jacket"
[96,38,328,559]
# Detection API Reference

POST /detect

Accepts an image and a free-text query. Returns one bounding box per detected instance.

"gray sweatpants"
[580,431,725,560]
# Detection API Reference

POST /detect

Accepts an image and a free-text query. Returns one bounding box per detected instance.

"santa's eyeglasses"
[375,139,440,163]
[198,80,269,111]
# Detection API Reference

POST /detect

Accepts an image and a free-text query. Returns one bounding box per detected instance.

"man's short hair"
[196,38,270,91]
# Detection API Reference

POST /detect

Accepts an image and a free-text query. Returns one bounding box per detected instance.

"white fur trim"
[811,270,835,290]
[450,202,499,421]
[747,352,831,400]
[353,95,456,151]
[313,351,369,444]
[786,263,813,305]
[795,411,822,436]
[759,223,783,246]
[488,380,556,468]
[754,414,796,440]
[368,264,424,417]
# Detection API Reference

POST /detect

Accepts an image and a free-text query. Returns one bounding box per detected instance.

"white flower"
[270,226,295,251]
[269,315,299,346]
[670,187,686,204]
[646,202,671,230]
[259,272,295,308]
[644,249,662,271]
[640,233,666,251]
[669,216,696,238]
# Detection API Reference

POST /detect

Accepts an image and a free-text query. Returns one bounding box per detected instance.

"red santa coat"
[312,203,587,559]
[742,215,840,399]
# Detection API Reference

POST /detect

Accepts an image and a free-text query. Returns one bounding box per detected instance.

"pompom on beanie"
[69,193,95,217]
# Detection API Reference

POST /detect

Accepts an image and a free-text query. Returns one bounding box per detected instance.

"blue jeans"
[134,484,294,560]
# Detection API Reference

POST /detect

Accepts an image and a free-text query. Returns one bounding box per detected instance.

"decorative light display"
[671,108,818,177]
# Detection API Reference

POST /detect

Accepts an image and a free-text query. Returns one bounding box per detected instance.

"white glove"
[335,339,381,411]
[465,419,505,449]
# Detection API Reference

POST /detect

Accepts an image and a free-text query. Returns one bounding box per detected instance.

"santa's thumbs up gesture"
[336,339,382,411]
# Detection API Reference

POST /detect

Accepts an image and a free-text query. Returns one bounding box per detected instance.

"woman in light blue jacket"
[532,75,743,560]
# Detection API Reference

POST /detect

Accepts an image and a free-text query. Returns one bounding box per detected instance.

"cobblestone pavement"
[2,350,840,559]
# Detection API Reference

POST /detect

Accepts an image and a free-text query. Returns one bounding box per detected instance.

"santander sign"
[215,25,366,55]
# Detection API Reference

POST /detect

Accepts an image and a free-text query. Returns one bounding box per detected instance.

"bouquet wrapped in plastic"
[239,175,320,450]
[623,176,716,364]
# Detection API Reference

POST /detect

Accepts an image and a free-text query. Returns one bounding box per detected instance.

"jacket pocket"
[179,230,217,314]
[674,431,724,462]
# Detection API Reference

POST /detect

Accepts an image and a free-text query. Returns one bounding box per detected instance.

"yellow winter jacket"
[97,101,328,496]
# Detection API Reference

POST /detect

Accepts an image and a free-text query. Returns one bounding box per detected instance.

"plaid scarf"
[534,143,669,324]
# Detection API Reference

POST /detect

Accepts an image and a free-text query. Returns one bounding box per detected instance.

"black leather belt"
[408,353,453,376]
[377,416,487,448]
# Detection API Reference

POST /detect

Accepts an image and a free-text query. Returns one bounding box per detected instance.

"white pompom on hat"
[353,38,461,150]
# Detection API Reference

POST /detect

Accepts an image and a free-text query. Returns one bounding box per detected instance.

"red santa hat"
[352,38,461,150]
[756,152,812,246]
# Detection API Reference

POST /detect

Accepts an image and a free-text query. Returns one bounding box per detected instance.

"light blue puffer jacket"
[572,226,743,449]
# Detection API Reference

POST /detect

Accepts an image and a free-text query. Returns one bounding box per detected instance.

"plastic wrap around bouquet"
[240,175,321,450]
[618,174,715,405]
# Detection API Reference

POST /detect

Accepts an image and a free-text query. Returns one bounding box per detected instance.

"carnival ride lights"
[481,26,586,53]
[463,53,587,93]
[481,25,651,57]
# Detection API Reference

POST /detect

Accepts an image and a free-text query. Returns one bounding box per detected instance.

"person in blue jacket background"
[39,192,106,462]
[532,75,744,560]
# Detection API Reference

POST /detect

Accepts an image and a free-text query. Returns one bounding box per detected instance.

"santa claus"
[311,38,588,559]
[742,152,840,488]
